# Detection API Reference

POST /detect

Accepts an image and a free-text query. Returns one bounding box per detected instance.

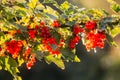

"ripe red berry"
[18,29,22,33]
[69,36,80,49]
[6,40,23,58]
[73,25,84,35]
[42,38,60,55]
[51,49,60,55]
[85,20,96,30]
[40,21,45,26]
[26,54,36,69]
[24,48,31,60]
[53,20,60,28]
[28,29,37,39]
[0,47,2,52]
[59,39,65,47]
[35,25,39,30]
[40,26,51,39]
[27,25,31,30]
[85,30,106,51]
[48,37,58,45]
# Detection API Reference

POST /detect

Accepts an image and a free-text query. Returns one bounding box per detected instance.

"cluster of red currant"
[69,20,106,52]
[84,20,106,52]
[69,25,84,49]
[0,19,106,69]
[6,40,23,59]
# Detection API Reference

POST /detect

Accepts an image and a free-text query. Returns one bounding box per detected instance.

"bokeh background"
[0,0,120,80]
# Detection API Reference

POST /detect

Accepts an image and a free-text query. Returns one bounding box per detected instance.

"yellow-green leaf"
[60,1,70,10]
[36,3,45,10]
[45,55,65,69]
[43,6,59,19]
[16,0,26,3]
[74,56,80,62]
[17,56,24,66]
[13,76,22,80]
[28,0,38,9]
[0,65,2,70]
[111,27,120,37]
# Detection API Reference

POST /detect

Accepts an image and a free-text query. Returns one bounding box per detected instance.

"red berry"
[40,21,45,26]
[59,39,65,47]
[85,30,106,51]
[26,61,33,69]
[6,40,23,58]
[27,25,31,30]
[85,20,96,30]
[42,38,60,55]
[69,36,80,49]
[28,29,37,39]
[26,54,36,70]
[73,25,84,35]
[53,20,60,28]
[0,47,2,52]
[48,37,58,45]
[24,48,31,60]
[51,49,60,55]
[40,26,51,38]
[35,25,39,29]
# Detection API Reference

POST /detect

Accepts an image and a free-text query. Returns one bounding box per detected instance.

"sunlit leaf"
[107,0,120,13]
[28,0,38,9]
[16,0,26,3]
[0,65,2,70]
[45,55,65,69]
[60,1,70,10]
[43,6,59,19]
[17,56,24,66]
[13,76,22,80]
[36,3,45,10]
[111,4,120,13]
[110,26,120,37]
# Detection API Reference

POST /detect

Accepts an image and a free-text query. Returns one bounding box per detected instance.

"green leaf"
[17,56,24,66]
[8,57,18,67]
[60,1,70,10]
[0,34,12,45]
[16,0,26,3]
[60,48,80,62]
[35,51,44,60]
[74,56,81,62]
[107,0,120,13]
[111,4,120,13]
[36,3,45,10]
[110,26,120,37]
[16,9,27,17]
[12,23,27,32]
[0,56,20,80]
[28,0,38,9]
[45,55,65,69]
[45,13,57,20]
[4,56,19,74]
[106,34,117,47]
[0,65,2,70]
[43,6,59,19]
[43,0,55,3]
[13,76,22,80]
